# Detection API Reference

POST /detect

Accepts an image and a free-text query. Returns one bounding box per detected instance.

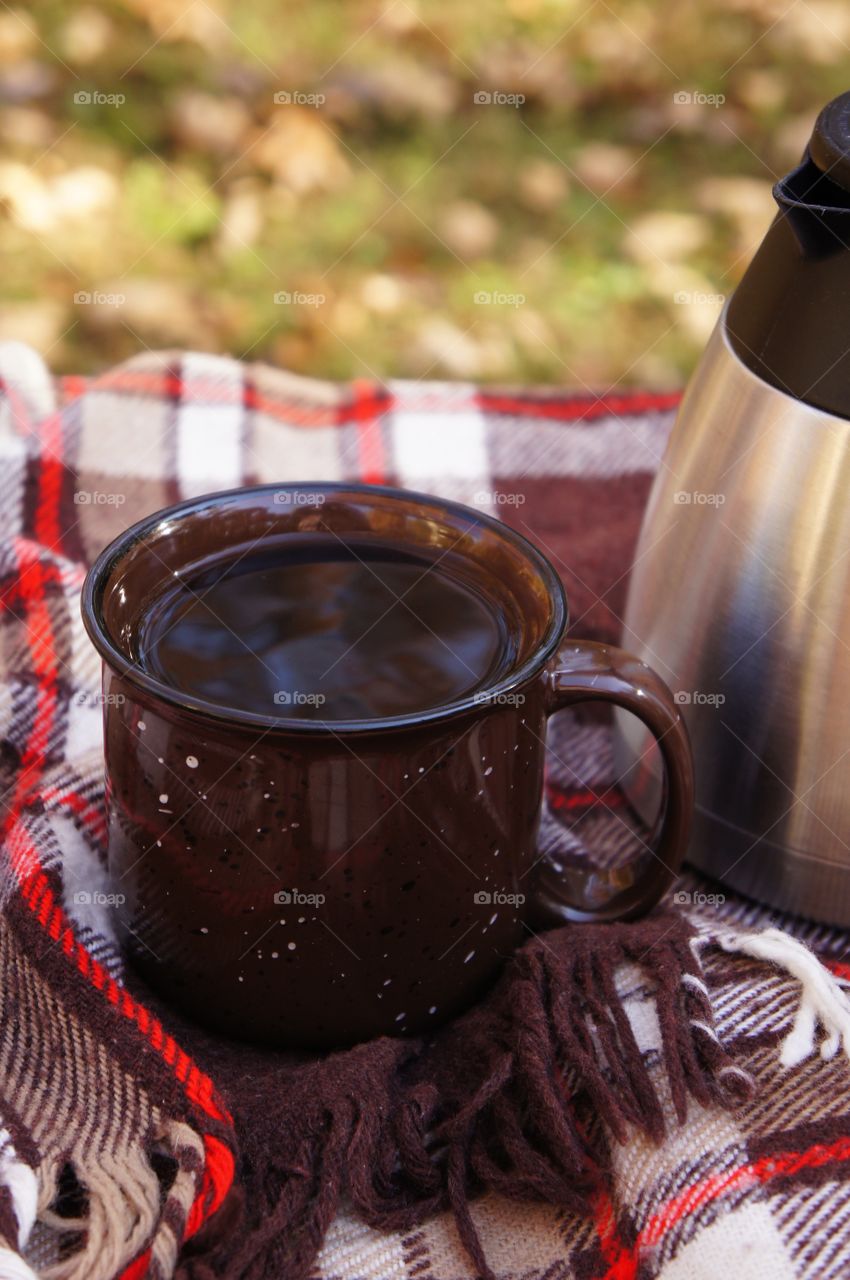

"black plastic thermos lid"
[808,92,850,189]
[726,90,850,418]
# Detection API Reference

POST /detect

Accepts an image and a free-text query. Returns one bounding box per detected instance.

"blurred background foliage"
[1,0,848,384]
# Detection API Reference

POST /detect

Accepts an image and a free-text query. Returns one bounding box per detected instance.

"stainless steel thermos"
[616,91,850,926]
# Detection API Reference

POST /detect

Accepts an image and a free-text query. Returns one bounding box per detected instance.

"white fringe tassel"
[714,927,850,1069]
[0,1249,39,1280]
[0,1126,39,1279]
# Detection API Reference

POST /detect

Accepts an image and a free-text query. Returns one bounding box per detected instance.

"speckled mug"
[81,484,693,1049]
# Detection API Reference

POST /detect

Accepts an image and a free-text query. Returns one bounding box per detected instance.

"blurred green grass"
[1,0,847,385]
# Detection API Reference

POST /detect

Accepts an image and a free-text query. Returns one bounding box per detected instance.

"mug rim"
[81,482,568,735]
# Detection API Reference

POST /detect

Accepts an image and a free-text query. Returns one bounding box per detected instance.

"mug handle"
[530,639,694,925]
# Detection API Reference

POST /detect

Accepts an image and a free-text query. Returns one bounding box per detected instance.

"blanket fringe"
[37,1140,164,1280]
[710,926,850,1068]
[205,913,751,1280]
[0,1245,39,1280]
[24,915,844,1280]
[0,1118,217,1280]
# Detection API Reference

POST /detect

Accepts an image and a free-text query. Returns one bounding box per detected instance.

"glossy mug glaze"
[81,484,693,1049]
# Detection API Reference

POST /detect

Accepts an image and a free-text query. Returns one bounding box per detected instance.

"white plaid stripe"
[389,380,490,504]
[176,353,245,497]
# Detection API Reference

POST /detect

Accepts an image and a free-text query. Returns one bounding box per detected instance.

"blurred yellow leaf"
[122,0,228,50]
[359,274,405,314]
[625,211,709,265]
[253,112,350,194]
[0,10,37,63]
[518,159,570,211]
[437,200,499,258]
[61,8,114,63]
[170,91,251,156]
[216,177,264,254]
[573,143,637,195]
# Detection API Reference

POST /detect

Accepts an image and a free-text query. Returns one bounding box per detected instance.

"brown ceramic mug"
[81,483,693,1049]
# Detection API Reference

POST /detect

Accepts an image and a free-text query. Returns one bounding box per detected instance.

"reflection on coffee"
[138,535,518,719]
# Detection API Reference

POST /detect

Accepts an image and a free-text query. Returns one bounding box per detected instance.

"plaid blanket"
[1,339,850,1279]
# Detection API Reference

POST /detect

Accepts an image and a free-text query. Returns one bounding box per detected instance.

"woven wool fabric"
[1,340,850,1279]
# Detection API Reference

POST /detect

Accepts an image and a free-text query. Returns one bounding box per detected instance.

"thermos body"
[616,312,850,926]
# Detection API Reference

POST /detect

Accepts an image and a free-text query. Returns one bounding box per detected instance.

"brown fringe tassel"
[179,912,752,1280]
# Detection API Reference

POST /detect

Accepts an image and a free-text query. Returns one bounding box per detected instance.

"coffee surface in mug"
[136,534,518,718]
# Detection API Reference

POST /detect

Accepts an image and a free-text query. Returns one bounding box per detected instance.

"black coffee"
[137,535,515,719]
